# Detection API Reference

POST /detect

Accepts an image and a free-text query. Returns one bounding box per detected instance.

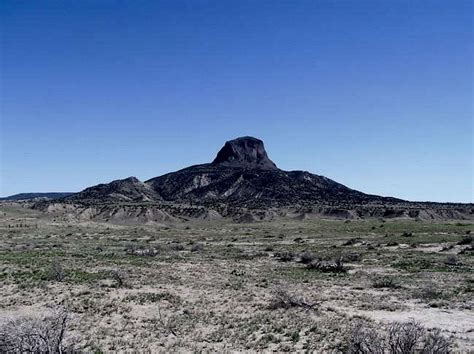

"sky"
[1,0,472,202]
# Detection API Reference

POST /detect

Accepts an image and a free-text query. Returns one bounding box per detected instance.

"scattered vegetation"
[372,276,400,289]
[126,245,159,257]
[276,251,294,262]
[457,235,472,245]
[306,257,346,273]
[345,319,452,354]
[459,245,474,254]
[299,251,316,264]
[444,255,462,266]
[414,283,445,301]
[155,306,178,337]
[47,260,66,282]
[125,292,181,305]
[171,243,185,251]
[342,238,360,246]
[269,287,314,310]
[109,269,125,287]
[0,307,71,353]
[190,243,204,252]
[0,208,471,352]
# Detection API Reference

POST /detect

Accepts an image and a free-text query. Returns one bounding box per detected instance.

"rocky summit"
[212,136,277,169]
[35,136,472,222]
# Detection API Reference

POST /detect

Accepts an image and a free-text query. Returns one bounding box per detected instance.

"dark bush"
[459,245,474,254]
[457,235,472,245]
[126,245,159,257]
[342,238,360,246]
[372,276,400,289]
[343,253,361,262]
[307,257,346,273]
[276,251,294,262]
[415,284,444,301]
[387,320,423,353]
[171,243,185,251]
[47,260,66,282]
[299,251,316,264]
[110,269,125,288]
[345,319,452,354]
[268,287,314,310]
[444,255,462,266]
[191,243,204,252]
[346,320,384,354]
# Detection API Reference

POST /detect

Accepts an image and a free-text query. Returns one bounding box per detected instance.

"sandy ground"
[0,203,473,352]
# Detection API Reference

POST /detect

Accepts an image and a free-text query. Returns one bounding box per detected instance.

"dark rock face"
[212,136,277,170]
[145,164,387,207]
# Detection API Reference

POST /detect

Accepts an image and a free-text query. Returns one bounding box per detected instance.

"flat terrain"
[0,203,473,352]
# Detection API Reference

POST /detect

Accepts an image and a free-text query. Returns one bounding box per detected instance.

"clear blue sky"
[1,0,472,202]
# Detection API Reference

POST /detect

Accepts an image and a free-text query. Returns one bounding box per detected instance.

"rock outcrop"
[212,136,277,169]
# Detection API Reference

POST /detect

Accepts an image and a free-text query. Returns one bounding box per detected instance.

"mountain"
[146,163,392,208]
[36,136,472,222]
[0,192,74,201]
[63,136,392,207]
[147,136,397,207]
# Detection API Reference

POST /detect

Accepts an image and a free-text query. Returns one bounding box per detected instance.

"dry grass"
[269,287,314,310]
[0,203,472,352]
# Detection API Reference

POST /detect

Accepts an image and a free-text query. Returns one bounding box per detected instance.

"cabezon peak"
[41,135,472,222]
[211,136,277,169]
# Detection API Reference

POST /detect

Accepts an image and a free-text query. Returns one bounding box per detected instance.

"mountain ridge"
[29,136,472,222]
[60,136,399,207]
[0,192,74,201]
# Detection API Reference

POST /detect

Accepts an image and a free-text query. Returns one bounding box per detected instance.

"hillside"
[0,192,73,201]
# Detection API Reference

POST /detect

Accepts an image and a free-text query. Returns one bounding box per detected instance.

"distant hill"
[66,177,161,203]
[0,192,74,201]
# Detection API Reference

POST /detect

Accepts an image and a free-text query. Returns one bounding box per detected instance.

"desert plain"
[0,202,472,352]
